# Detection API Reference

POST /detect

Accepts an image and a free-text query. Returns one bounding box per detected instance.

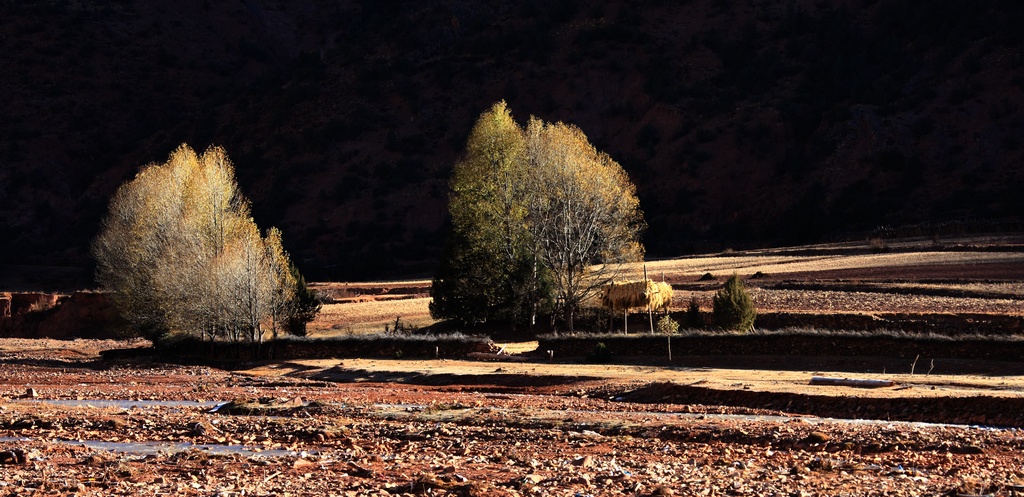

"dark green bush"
[712,274,756,332]
[685,297,703,328]
[588,342,611,363]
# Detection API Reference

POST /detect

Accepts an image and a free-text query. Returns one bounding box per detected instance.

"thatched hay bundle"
[648,281,673,311]
[600,281,647,310]
[600,280,673,312]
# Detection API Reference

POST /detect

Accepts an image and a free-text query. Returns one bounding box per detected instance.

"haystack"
[600,280,673,312]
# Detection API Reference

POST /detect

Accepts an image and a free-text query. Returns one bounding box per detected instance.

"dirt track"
[2,340,1024,496]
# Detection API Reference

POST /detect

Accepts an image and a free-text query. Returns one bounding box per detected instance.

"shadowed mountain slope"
[2,0,1023,283]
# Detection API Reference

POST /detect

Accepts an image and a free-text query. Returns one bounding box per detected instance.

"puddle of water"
[6,436,301,457]
[373,403,425,410]
[32,399,222,409]
[5,432,310,458]
[66,439,304,458]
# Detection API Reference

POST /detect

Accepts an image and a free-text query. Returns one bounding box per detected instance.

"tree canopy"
[432,102,644,330]
[430,101,548,327]
[92,144,319,344]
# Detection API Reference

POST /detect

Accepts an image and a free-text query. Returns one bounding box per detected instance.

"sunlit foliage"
[92,144,318,344]
[432,102,644,330]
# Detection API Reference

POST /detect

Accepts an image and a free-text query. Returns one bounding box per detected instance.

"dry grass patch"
[630,251,1024,280]
[307,297,436,336]
[492,341,539,354]
[301,240,1024,336]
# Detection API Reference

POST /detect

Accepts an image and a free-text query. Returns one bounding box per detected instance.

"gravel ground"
[1,342,1024,496]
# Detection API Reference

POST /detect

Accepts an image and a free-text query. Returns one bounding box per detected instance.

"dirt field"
[1,339,1024,496]
[305,237,1024,339]
[3,237,1024,495]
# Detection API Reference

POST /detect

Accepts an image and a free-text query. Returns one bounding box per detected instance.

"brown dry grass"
[626,251,1024,281]
[306,297,435,336]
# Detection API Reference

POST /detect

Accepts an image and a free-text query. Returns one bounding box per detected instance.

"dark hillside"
[2,0,1023,282]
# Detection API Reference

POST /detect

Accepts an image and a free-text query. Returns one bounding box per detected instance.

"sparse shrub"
[712,274,756,332]
[588,342,611,363]
[313,289,334,305]
[384,316,416,335]
[685,297,703,328]
[286,264,322,337]
[656,315,679,334]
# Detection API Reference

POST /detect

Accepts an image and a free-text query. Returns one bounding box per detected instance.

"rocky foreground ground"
[0,340,1023,496]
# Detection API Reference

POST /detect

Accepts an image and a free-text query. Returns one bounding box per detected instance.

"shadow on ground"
[307,366,601,388]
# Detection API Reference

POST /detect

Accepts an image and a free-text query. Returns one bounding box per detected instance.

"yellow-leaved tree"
[430,101,550,327]
[92,144,319,345]
[432,102,644,331]
[524,117,645,329]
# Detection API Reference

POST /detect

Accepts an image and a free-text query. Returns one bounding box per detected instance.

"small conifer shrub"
[685,297,703,328]
[712,274,756,332]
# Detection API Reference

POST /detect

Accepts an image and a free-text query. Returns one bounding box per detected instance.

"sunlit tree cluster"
[431,102,645,330]
[92,144,319,344]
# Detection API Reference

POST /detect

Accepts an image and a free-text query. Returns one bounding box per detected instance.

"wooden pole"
[645,265,654,334]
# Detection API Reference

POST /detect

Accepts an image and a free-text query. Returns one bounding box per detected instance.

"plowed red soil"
[2,339,1024,496]
[4,239,1024,495]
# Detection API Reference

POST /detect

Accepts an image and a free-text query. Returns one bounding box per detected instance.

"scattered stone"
[292,458,316,470]
[804,431,829,444]
[346,461,375,478]
[0,449,26,466]
[82,453,113,467]
[192,421,218,437]
[572,455,595,468]
[954,445,986,455]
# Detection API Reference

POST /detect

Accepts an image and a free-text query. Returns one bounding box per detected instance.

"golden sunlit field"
[305,236,1024,339]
